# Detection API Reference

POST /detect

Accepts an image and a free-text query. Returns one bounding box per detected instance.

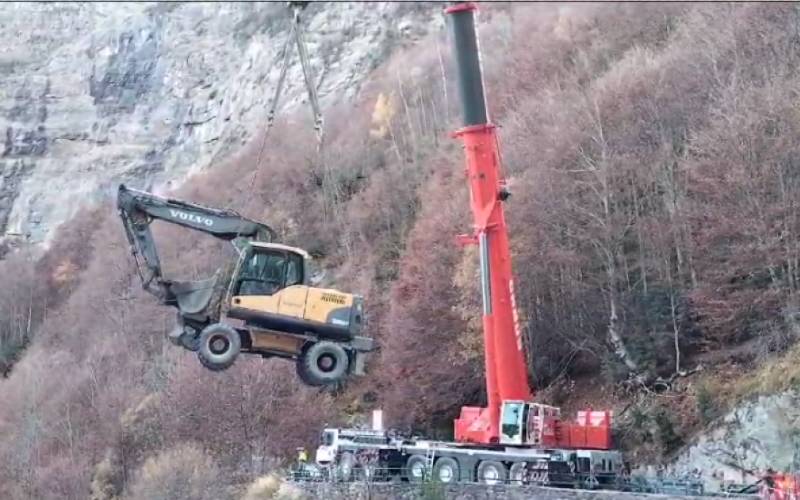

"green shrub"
[696,384,719,424]
[419,480,445,500]
[654,409,683,455]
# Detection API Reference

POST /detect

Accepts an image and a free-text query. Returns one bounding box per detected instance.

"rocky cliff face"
[0,2,439,246]
[668,390,800,492]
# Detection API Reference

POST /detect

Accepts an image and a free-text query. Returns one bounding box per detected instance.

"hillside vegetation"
[3,3,800,498]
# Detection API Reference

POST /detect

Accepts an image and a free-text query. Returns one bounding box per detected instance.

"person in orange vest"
[761,469,800,500]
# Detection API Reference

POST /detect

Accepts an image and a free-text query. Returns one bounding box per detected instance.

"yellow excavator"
[117,185,373,386]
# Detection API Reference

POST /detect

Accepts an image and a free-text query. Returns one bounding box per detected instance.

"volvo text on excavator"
[117,185,374,386]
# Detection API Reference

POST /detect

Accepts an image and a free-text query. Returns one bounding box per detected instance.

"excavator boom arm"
[116,184,276,299]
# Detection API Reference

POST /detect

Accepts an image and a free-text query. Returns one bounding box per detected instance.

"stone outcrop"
[669,390,800,492]
[0,2,439,245]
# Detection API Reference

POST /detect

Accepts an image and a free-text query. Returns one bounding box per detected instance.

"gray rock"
[0,2,441,244]
[668,390,800,493]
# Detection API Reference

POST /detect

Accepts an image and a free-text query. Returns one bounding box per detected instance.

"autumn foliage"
[3,3,800,497]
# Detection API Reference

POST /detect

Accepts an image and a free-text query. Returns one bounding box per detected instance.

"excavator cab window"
[235,247,304,296]
[286,254,303,286]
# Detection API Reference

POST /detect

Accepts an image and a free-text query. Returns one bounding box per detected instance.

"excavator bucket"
[168,273,220,317]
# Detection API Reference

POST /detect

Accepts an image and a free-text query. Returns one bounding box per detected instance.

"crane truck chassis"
[312,426,625,488]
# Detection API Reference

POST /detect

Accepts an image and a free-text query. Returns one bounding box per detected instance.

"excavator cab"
[234,244,306,296]
[219,241,370,386]
[117,185,373,386]
[225,241,364,343]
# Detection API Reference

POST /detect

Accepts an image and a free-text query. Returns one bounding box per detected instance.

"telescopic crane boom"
[446,2,532,444]
[308,3,620,485]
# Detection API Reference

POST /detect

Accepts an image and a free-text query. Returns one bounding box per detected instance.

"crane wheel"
[404,454,427,483]
[432,457,460,483]
[197,323,241,371]
[509,462,527,484]
[336,451,355,482]
[477,460,508,485]
[296,341,349,386]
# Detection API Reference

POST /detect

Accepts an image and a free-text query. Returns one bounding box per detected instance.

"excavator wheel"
[197,323,241,371]
[296,341,349,386]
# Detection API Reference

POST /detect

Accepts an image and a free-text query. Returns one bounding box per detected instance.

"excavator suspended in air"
[116,2,373,387]
[117,185,373,386]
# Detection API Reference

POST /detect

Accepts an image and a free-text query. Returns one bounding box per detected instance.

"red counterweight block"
[556,410,614,450]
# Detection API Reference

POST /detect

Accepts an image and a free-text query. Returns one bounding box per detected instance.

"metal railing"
[291,464,614,488]
[288,464,760,498]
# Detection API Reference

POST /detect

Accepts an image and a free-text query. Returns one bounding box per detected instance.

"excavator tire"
[197,323,241,371]
[295,361,315,386]
[296,341,349,386]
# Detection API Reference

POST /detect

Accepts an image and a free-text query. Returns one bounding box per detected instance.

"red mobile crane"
[312,2,622,486]
[446,2,612,451]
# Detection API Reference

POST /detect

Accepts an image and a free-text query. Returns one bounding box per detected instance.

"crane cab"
[499,401,613,450]
[500,401,562,446]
